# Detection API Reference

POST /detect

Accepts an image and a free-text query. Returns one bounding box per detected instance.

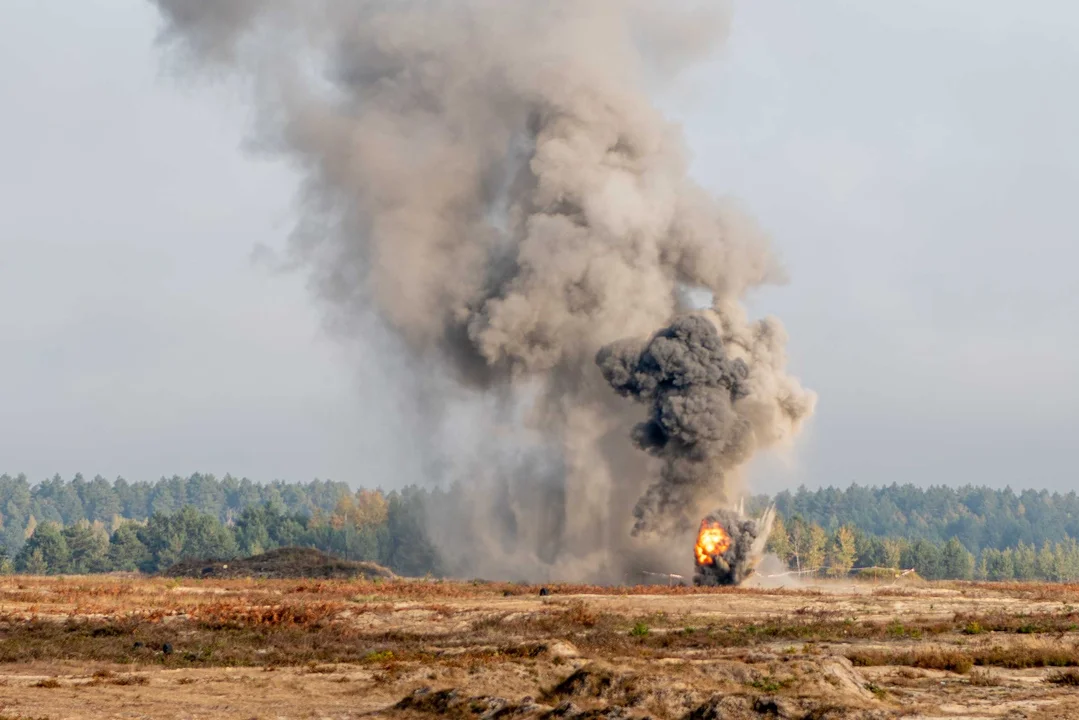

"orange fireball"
[695,519,731,566]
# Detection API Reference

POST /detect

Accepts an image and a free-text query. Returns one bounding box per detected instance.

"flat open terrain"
[1,574,1079,719]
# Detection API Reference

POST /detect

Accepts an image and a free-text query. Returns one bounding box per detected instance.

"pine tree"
[16,523,70,575]
[940,537,974,580]
[982,548,1015,581]
[1054,539,1079,582]
[903,539,944,580]
[23,548,47,575]
[1037,542,1057,581]
[107,524,150,572]
[1012,542,1037,580]
[881,539,903,570]
[63,522,109,574]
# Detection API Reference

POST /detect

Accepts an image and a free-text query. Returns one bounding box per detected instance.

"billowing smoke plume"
[694,505,775,587]
[146,0,815,582]
[598,313,814,536]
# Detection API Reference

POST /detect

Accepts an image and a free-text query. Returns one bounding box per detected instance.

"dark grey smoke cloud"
[146,0,815,581]
[598,315,750,534]
[598,313,812,535]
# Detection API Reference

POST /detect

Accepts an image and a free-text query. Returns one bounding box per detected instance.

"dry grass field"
[1,574,1079,719]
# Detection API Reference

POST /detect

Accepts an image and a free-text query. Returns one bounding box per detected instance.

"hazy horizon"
[2,0,1076,495]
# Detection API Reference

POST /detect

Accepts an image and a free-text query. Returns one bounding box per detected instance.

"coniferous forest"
[1,473,1078,581]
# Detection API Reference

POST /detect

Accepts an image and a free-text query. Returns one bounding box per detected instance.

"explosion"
[146,0,815,583]
[695,519,731,566]
[693,505,775,587]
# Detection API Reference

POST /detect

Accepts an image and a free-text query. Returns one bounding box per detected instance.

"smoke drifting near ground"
[746,553,806,589]
[147,0,815,582]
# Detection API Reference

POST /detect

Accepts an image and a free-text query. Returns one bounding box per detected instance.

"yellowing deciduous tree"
[332,489,389,531]
[806,524,828,571]
[828,526,857,576]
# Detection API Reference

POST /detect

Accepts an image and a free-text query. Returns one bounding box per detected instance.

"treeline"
[0,473,352,552]
[770,483,1079,554]
[765,515,1079,582]
[1,489,438,577]
[5,474,1079,582]
[7,474,1076,558]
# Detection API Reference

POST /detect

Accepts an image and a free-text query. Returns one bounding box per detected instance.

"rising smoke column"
[146,0,815,581]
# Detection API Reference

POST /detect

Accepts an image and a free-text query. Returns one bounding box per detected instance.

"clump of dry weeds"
[974,641,1079,669]
[968,668,1001,686]
[848,647,974,674]
[1047,668,1079,686]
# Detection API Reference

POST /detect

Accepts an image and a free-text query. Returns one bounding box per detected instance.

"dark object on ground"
[132,642,144,650]
[162,643,173,655]
[395,688,553,718]
[164,547,397,581]
[539,587,550,597]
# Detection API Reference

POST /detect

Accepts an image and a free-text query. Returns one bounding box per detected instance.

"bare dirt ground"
[1,574,1078,719]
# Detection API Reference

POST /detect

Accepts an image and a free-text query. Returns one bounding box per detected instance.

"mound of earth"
[394,680,889,720]
[391,661,886,720]
[164,547,396,580]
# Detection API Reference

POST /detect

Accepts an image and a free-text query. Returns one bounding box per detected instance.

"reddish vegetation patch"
[189,601,347,629]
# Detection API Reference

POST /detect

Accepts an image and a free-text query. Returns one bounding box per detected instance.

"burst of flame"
[695,518,731,566]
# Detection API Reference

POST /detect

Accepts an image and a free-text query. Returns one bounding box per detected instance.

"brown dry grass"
[974,642,1079,669]
[2,575,1079,719]
[848,646,975,673]
[31,677,61,689]
[968,668,1001,686]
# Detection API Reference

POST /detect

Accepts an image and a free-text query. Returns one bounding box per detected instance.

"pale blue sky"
[1,1,1076,493]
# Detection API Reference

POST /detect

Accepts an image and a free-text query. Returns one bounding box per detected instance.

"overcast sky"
[1,1,1076,493]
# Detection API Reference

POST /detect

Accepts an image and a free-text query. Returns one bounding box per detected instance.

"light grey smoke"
[693,505,775,587]
[146,0,815,582]
[598,312,813,536]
